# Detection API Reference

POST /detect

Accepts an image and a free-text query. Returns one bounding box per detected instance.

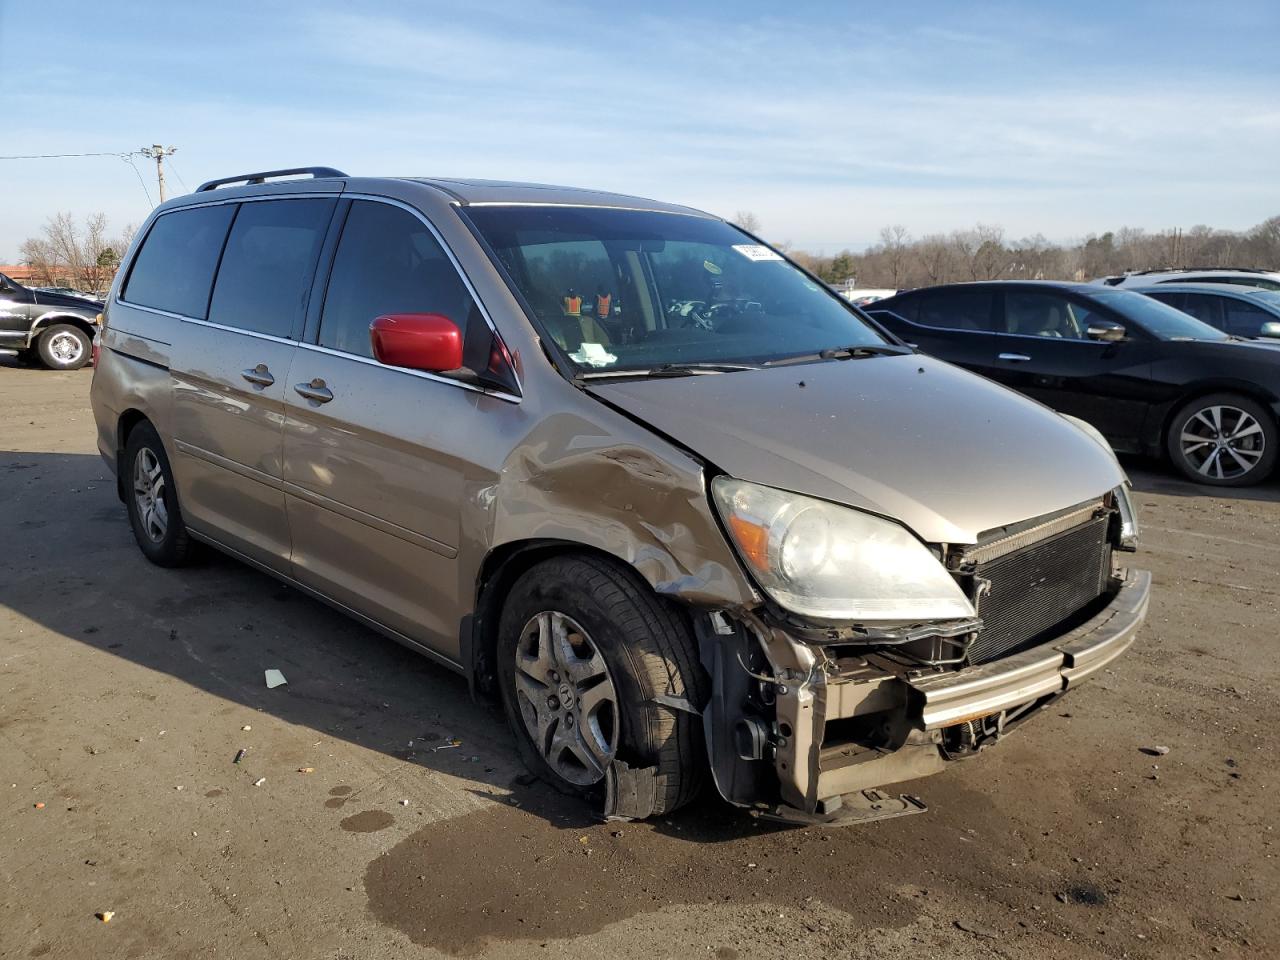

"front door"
[988,288,1155,450]
[169,197,337,571]
[0,273,36,349]
[282,198,508,660]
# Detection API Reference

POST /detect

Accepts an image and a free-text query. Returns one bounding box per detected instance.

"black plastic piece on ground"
[602,760,659,821]
[753,789,928,826]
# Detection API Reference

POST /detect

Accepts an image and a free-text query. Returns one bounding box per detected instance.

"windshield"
[464,206,888,373]
[1088,289,1230,341]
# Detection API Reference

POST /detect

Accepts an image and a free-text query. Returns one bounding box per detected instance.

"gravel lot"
[1,360,1276,960]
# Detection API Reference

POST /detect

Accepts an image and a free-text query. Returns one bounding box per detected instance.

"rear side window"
[915,289,996,331]
[318,201,480,360]
[207,198,336,339]
[1175,293,1225,328]
[123,205,235,317]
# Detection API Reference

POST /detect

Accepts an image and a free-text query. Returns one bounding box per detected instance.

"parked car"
[0,271,102,369]
[35,285,103,302]
[1092,267,1280,291]
[1134,283,1280,340]
[867,281,1280,486]
[90,168,1149,824]
[839,288,897,307]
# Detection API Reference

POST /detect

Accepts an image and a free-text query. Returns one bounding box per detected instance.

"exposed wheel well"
[114,410,151,501]
[469,540,664,700]
[32,314,97,346]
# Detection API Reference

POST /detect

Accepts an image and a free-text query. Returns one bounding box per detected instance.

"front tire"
[497,555,707,815]
[36,323,92,370]
[124,421,196,566]
[1166,393,1277,486]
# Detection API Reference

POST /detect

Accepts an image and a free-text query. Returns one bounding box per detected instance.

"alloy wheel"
[1179,404,1266,481]
[513,610,619,786]
[132,447,169,543]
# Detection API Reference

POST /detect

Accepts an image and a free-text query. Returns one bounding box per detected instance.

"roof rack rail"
[195,166,348,193]
[1131,266,1269,276]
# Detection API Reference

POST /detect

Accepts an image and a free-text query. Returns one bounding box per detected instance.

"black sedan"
[866,281,1280,486]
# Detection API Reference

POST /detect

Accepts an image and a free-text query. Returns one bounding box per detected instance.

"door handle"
[294,378,334,403]
[998,353,1032,363]
[241,363,275,386]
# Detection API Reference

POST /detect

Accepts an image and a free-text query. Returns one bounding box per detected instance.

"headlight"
[711,477,975,622]
[1114,482,1139,550]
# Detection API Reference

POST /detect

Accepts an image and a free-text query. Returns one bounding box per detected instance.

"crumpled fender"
[485,410,758,609]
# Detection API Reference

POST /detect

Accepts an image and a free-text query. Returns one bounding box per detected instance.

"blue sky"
[2,0,1278,259]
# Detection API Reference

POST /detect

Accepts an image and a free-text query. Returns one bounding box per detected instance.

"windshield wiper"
[575,361,760,381]
[764,344,911,367]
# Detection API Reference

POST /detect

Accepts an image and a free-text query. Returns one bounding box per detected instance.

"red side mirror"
[370,313,463,372]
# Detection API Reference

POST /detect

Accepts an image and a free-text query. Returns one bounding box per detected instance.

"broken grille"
[966,513,1113,665]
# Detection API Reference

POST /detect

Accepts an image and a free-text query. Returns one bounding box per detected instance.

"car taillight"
[91,344,100,367]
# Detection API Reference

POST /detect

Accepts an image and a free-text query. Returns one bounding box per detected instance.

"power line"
[122,156,155,207]
[166,157,191,194]
[0,151,129,160]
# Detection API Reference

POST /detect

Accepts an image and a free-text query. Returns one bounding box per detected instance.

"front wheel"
[36,323,92,370]
[1167,393,1277,486]
[497,555,707,815]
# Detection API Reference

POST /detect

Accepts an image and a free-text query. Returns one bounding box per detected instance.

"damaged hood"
[586,354,1125,545]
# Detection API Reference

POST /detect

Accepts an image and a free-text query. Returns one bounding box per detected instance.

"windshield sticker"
[569,342,618,367]
[732,244,783,262]
[703,259,723,275]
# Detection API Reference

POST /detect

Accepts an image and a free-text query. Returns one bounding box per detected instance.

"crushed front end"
[698,493,1151,821]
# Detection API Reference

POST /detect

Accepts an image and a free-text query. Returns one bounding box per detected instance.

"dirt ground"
[1,359,1276,960]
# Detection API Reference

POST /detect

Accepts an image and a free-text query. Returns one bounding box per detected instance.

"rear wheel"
[1167,393,1277,486]
[124,421,196,566]
[497,554,707,815]
[36,323,91,370]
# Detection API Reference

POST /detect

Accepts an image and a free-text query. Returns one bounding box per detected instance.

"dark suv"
[0,271,102,369]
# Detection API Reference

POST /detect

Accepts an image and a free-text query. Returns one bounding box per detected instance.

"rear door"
[988,288,1155,449]
[282,198,514,660]
[168,196,337,571]
[870,286,999,372]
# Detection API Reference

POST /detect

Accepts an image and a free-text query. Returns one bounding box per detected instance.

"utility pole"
[137,145,177,202]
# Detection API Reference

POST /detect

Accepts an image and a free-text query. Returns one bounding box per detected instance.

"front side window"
[318,200,482,361]
[465,205,886,372]
[1003,291,1100,340]
[207,198,336,339]
[123,204,235,317]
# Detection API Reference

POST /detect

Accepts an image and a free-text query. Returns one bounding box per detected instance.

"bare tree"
[733,210,763,234]
[878,225,911,288]
[17,212,132,294]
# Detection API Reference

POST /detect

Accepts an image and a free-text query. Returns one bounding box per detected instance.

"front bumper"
[909,568,1151,728]
[712,567,1151,816]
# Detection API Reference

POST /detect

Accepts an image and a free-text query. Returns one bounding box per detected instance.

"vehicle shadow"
[1120,454,1280,503]
[0,449,760,841]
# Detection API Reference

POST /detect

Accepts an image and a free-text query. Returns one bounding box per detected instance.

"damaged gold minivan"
[90,169,1150,824]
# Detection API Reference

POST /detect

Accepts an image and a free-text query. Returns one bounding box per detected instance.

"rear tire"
[36,323,91,370]
[497,554,707,815]
[124,421,196,566]
[1166,393,1277,486]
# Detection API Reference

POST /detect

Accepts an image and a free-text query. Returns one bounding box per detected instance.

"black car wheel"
[1167,393,1277,486]
[124,421,197,566]
[497,554,707,814]
[36,323,92,370]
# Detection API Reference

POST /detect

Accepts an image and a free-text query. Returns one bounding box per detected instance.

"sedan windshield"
[464,206,888,373]
[1088,289,1230,341]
